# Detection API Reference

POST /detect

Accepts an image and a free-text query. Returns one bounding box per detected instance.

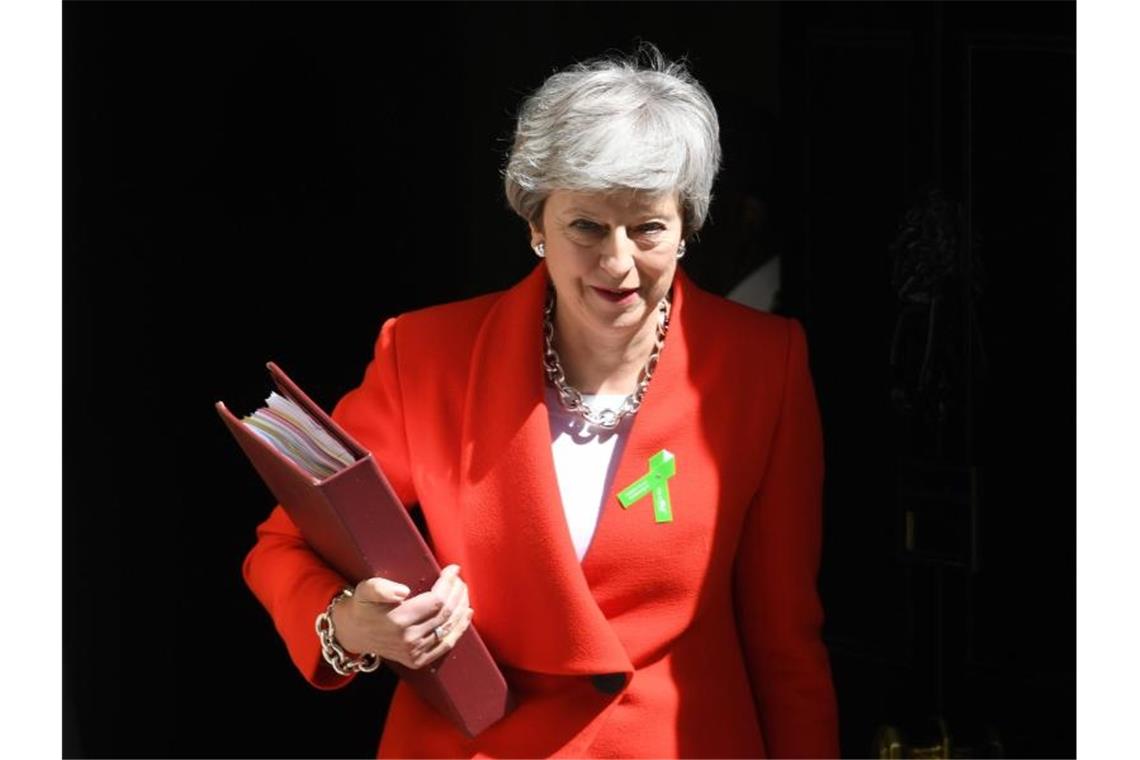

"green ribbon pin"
[617,449,676,523]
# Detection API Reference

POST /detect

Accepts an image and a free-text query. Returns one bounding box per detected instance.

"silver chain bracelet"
[314,587,382,675]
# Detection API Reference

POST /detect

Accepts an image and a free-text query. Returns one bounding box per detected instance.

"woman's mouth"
[591,286,639,305]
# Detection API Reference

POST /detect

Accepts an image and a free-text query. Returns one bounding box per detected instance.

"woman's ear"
[528,220,544,248]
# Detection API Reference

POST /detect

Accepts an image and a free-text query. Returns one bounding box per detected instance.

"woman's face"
[531,189,683,339]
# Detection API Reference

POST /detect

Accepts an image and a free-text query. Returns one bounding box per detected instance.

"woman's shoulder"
[395,288,502,337]
[379,287,506,374]
[386,263,545,352]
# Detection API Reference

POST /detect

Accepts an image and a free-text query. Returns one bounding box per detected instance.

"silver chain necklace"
[542,285,672,430]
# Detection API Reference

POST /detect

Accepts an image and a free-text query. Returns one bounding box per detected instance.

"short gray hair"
[503,44,722,237]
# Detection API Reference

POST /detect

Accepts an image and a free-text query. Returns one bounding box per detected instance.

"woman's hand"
[330,564,475,670]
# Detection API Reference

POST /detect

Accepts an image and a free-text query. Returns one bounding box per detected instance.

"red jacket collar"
[457,260,696,676]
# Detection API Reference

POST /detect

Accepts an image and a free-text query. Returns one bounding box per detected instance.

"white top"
[544,385,635,562]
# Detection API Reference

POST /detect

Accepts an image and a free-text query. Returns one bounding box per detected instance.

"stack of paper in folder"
[241,392,356,480]
[217,362,513,738]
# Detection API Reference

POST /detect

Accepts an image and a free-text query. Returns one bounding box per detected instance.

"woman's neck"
[552,304,660,396]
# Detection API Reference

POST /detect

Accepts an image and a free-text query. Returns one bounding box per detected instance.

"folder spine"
[318,458,437,592]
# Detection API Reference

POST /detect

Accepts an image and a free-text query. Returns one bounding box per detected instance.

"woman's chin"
[588,303,648,333]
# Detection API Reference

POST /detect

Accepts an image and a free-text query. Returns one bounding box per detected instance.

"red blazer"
[243,261,839,758]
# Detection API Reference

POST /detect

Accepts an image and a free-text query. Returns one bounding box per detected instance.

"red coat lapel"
[457,261,696,676]
[576,268,694,585]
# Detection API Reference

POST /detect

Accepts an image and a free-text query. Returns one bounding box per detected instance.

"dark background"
[65,2,1074,757]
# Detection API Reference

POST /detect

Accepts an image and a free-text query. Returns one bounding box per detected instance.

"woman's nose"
[598,228,637,278]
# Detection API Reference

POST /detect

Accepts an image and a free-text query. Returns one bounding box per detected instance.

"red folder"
[217,361,513,738]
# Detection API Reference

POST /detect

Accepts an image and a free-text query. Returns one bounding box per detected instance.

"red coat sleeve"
[241,316,418,690]
[733,317,840,758]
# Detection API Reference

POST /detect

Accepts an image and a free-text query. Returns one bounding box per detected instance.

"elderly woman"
[243,46,839,758]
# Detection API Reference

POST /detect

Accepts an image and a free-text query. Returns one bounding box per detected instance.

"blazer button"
[590,673,627,695]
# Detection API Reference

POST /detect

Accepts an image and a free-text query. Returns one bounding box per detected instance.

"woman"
[243,45,839,758]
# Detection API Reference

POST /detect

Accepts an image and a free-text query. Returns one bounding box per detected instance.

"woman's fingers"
[409,567,469,644]
[379,565,474,668]
[410,608,476,669]
[386,568,457,628]
[336,566,474,669]
[354,576,412,605]
[430,564,462,595]
[407,581,469,654]
[381,565,470,661]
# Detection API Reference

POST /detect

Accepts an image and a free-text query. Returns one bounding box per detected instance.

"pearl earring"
[676,240,687,259]
[533,242,546,258]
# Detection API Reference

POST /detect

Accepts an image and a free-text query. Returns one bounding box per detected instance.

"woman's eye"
[566,220,665,239]
[571,220,603,232]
